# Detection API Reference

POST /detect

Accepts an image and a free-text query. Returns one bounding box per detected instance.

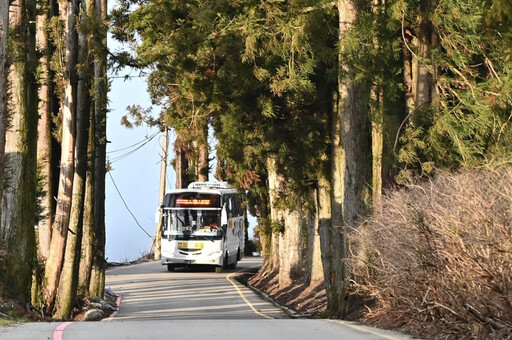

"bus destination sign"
[176,198,211,206]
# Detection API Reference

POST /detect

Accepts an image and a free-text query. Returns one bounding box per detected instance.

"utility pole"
[154,127,168,260]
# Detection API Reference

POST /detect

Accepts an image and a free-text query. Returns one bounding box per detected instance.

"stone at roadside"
[83,309,104,321]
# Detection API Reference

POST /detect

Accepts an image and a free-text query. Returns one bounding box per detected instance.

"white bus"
[158,182,244,272]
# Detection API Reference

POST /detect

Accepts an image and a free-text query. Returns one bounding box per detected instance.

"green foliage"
[271,219,285,235]
[111,0,512,224]
[389,0,512,181]
[486,0,512,55]
[34,164,48,225]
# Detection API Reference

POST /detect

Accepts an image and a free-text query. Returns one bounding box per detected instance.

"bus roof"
[188,181,231,190]
[165,182,238,195]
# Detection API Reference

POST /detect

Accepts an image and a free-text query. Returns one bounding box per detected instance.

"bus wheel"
[229,259,237,270]
[223,253,229,269]
[228,251,238,270]
[167,264,175,272]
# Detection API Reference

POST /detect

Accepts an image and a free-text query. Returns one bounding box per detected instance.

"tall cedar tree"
[53,0,93,318]
[0,0,8,247]
[390,0,512,179]
[90,0,108,300]
[1,0,39,303]
[111,0,213,186]
[44,0,79,314]
[36,0,56,262]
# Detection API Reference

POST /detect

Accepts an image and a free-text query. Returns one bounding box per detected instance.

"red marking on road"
[51,294,120,340]
[53,321,72,340]
[105,295,122,321]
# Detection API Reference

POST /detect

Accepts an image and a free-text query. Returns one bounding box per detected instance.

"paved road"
[0,257,412,340]
[106,257,285,320]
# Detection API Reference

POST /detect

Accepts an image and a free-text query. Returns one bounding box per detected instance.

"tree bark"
[414,0,438,117]
[415,1,432,112]
[319,0,371,318]
[267,157,280,271]
[308,188,324,284]
[371,0,384,212]
[77,110,95,298]
[197,124,209,182]
[257,194,271,266]
[77,0,96,300]
[371,87,383,211]
[1,0,38,303]
[174,135,190,189]
[89,0,107,299]
[283,209,302,287]
[44,0,78,313]
[54,0,90,318]
[403,41,416,120]
[324,82,348,318]
[317,173,346,317]
[0,0,9,237]
[154,127,168,260]
[36,0,54,260]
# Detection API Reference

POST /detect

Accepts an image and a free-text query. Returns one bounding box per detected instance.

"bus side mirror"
[155,205,163,224]
[221,204,228,227]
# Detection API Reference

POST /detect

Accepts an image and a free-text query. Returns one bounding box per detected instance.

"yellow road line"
[325,320,409,340]
[226,266,273,320]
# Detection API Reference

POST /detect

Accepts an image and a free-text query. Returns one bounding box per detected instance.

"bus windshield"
[162,209,222,240]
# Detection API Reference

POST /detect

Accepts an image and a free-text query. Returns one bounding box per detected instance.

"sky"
[105,75,167,263]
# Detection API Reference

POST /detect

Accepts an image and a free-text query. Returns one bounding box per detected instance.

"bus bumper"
[161,251,223,267]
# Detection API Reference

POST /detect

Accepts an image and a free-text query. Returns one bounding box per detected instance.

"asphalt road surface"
[0,257,412,340]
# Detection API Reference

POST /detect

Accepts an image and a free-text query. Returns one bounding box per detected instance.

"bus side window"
[235,196,240,216]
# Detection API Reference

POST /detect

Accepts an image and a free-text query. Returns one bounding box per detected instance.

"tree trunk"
[44,0,78,313]
[77,111,95,298]
[403,42,416,120]
[36,0,54,260]
[0,0,9,238]
[78,164,93,298]
[77,0,96,300]
[338,0,371,226]
[371,0,384,212]
[197,124,209,182]
[371,87,383,211]
[308,188,324,284]
[278,209,301,287]
[154,127,168,260]
[317,173,346,317]
[319,0,371,318]
[414,0,438,117]
[325,78,348,318]
[174,135,190,189]
[90,0,107,299]
[1,0,39,303]
[329,18,346,318]
[267,157,280,271]
[54,0,90,318]
[415,3,432,112]
[257,194,271,266]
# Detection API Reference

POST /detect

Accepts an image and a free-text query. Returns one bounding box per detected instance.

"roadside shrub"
[349,168,512,339]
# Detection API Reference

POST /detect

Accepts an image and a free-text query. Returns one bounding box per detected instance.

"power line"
[108,131,159,153]
[108,171,153,239]
[108,131,160,163]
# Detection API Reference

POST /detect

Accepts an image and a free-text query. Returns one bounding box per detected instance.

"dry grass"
[349,168,512,339]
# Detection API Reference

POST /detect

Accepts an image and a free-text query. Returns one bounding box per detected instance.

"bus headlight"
[208,251,222,258]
